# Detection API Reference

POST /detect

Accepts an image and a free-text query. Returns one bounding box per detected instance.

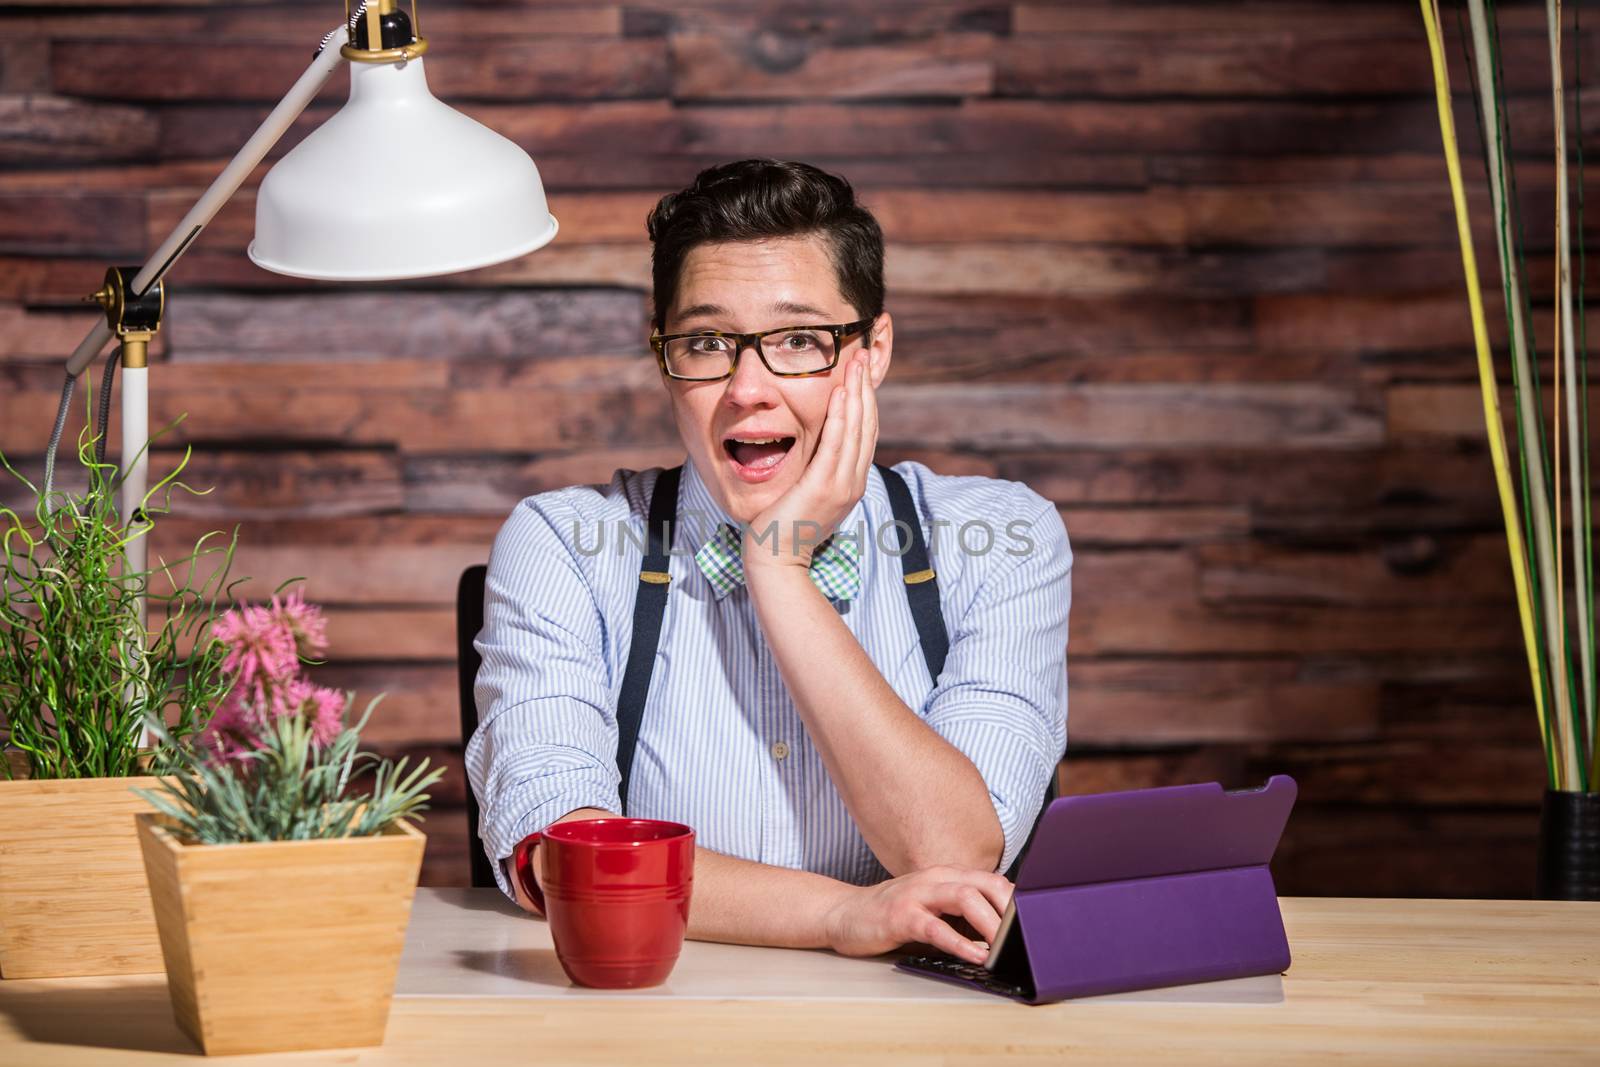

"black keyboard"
[900,954,1030,1000]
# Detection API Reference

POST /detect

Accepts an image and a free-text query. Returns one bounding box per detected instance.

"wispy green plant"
[0,411,239,780]
[1420,0,1598,790]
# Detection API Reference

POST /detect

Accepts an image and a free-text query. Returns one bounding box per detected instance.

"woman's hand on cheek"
[745,351,878,572]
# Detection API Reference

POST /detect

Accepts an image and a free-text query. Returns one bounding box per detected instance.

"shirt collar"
[676,458,882,571]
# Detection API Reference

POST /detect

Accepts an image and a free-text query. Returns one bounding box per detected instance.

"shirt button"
[770,740,790,761]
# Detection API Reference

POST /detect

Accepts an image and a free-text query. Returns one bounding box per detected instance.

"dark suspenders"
[614,464,680,812]
[615,463,945,813]
[877,462,950,687]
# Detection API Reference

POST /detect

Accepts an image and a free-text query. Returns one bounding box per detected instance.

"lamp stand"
[64,28,350,744]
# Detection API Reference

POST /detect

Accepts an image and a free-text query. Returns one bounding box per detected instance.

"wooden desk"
[1,889,1595,1065]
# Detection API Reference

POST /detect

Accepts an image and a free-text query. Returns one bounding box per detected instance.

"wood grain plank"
[670,32,992,100]
[0,93,157,164]
[371,184,1488,249]
[1072,599,1519,657]
[313,665,461,746]
[0,41,47,95]
[1385,385,1492,440]
[156,608,458,676]
[2,7,621,41]
[157,289,646,362]
[1196,536,1516,607]
[324,608,457,663]
[52,39,670,102]
[883,244,1347,297]
[152,99,1452,166]
[0,191,145,256]
[1,447,404,518]
[996,27,1596,98]
[1062,505,1251,547]
[1001,446,1502,533]
[0,302,114,360]
[878,383,1383,450]
[892,293,1253,355]
[0,380,679,454]
[624,2,1008,37]
[1254,294,1478,353]
[404,447,687,514]
[1069,658,1382,744]
[413,805,469,887]
[1265,740,1546,808]
[1015,1,1584,38]
[0,256,111,304]
[151,235,1419,298]
[143,516,499,606]
[1273,807,1538,898]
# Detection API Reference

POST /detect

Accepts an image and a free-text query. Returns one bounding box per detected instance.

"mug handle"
[511,832,547,917]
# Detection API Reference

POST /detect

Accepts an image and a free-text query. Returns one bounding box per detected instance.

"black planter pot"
[1535,789,1600,901]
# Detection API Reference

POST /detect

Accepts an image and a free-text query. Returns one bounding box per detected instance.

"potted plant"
[0,424,237,978]
[135,590,443,1056]
[1419,2,1598,898]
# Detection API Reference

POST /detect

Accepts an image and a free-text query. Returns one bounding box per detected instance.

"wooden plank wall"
[0,0,1580,896]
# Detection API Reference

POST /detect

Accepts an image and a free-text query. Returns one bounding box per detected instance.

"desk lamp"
[40,1,558,745]
[45,0,558,632]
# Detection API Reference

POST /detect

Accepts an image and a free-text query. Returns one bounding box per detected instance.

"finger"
[915,911,990,965]
[967,871,1013,917]
[808,379,848,483]
[857,354,878,487]
[924,882,1004,944]
[839,354,863,487]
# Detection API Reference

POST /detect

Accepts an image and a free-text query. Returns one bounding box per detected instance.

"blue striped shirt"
[466,459,1071,898]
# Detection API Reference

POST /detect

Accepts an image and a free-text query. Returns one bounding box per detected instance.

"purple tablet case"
[896,775,1298,1004]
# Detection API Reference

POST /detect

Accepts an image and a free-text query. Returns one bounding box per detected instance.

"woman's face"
[661,235,891,525]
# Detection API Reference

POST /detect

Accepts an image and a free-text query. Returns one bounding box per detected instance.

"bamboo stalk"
[1469,0,1575,788]
[1575,0,1600,787]
[1421,0,1554,783]
[1553,264,1564,760]
[1550,0,1594,791]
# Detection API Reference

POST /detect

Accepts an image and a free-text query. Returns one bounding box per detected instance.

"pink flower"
[307,686,347,746]
[213,604,299,690]
[270,588,328,660]
[208,587,348,756]
[200,686,258,765]
[271,677,314,722]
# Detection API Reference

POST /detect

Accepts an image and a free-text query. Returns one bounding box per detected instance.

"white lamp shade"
[248,57,558,281]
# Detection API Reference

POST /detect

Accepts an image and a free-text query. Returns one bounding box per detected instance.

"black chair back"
[456,564,495,888]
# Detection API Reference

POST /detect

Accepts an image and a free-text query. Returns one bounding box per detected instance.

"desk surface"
[1,889,1596,1065]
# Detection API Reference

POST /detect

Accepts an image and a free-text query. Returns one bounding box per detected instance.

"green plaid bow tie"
[694,522,861,601]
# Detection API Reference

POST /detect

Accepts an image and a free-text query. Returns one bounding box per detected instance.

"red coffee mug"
[512,818,694,989]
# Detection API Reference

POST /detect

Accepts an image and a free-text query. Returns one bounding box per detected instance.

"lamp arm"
[65,27,350,376]
[43,26,349,753]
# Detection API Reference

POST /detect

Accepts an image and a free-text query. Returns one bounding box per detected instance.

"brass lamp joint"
[84,265,163,368]
[342,0,429,62]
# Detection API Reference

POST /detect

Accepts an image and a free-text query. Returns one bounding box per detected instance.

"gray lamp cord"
[317,1,367,56]
[41,344,121,504]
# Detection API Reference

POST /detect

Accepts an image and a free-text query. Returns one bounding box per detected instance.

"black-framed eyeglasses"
[650,319,874,382]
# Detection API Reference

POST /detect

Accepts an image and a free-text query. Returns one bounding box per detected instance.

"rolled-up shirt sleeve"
[465,491,623,898]
[920,492,1071,875]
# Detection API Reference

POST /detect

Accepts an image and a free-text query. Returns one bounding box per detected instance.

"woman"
[467,159,1072,965]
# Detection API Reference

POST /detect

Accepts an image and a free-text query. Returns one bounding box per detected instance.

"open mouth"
[722,434,796,482]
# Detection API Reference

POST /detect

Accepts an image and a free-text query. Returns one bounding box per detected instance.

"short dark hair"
[646,159,885,331]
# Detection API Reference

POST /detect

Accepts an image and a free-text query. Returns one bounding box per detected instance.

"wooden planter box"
[136,813,425,1056]
[0,774,166,978]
